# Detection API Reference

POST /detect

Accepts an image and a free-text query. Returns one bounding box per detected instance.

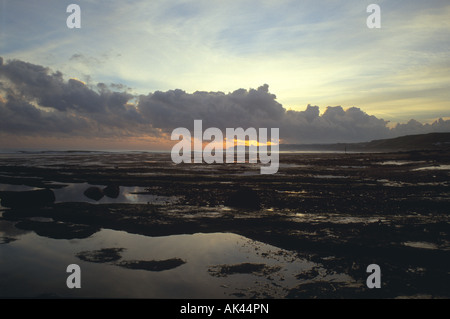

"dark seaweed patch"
[116,258,186,271]
[76,248,126,263]
[208,263,281,277]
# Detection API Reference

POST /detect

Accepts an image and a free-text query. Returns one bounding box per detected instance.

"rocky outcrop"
[83,187,104,201]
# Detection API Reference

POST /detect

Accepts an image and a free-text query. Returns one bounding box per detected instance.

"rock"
[103,184,120,199]
[0,189,55,209]
[83,187,104,201]
[224,188,261,209]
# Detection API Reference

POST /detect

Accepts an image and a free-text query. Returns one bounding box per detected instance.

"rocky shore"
[1,150,449,298]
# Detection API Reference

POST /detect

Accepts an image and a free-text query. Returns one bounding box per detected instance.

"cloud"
[0,58,154,138]
[137,83,284,132]
[0,94,92,135]
[0,58,449,146]
[392,118,450,137]
[2,1,449,126]
[282,105,392,143]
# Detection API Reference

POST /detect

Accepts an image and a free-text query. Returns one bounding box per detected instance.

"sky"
[0,0,449,150]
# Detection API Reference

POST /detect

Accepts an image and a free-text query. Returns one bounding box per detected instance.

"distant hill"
[280,132,450,152]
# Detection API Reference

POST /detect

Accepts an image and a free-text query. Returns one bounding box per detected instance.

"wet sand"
[0,150,449,298]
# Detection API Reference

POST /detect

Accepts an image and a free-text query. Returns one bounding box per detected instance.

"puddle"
[377,179,406,187]
[290,213,384,225]
[412,165,450,171]
[0,183,179,206]
[377,179,449,187]
[54,183,179,205]
[277,190,308,195]
[0,228,328,298]
[402,241,439,250]
[379,161,424,166]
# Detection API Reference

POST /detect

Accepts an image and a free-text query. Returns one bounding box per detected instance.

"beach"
[1,150,449,298]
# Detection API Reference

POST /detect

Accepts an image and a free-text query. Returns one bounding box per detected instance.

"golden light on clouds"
[69,78,87,85]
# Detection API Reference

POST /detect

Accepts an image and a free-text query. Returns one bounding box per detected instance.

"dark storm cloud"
[0,58,153,138]
[136,88,392,143]
[281,105,392,143]
[1,59,104,113]
[137,84,284,132]
[392,118,450,137]
[0,94,92,135]
[0,58,449,143]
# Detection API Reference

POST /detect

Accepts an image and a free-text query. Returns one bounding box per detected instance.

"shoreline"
[1,150,449,298]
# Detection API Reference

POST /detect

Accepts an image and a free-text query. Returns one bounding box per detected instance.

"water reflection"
[0,182,179,206]
[412,165,450,171]
[54,183,179,205]
[0,228,323,298]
